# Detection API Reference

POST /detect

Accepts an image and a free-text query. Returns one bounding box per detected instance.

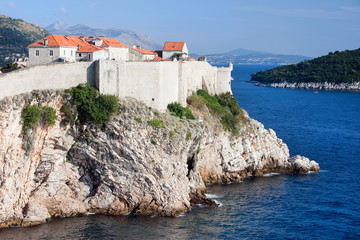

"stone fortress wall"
[0,60,232,111]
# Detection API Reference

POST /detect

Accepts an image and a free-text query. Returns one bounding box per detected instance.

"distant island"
[193,48,311,66]
[251,48,360,90]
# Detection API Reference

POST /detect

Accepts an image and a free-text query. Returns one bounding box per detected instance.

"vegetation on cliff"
[167,102,195,120]
[251,48,360,84]
[21,105,57,133]
[64,84,119,127]
[188,90,247,134]
[0,14,50,66]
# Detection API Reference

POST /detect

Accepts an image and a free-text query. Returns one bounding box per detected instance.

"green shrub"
[42,106,57,126]
[167,102,184,118]
[167,102,196,120]
[147,120,165,128]
[151,139,157,145]
[21,105,42,132]
[184,107,195,120]
[134,117,142,123]
[68,84,119,126]
[21,105,57,133]
[60,104,75,122]
[169,131,174,137]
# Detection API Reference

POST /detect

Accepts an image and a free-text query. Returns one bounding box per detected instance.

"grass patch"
[147,120,165,129]
[186,131,192,141]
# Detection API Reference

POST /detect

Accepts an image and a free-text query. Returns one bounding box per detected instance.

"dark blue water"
[1,65,359,239]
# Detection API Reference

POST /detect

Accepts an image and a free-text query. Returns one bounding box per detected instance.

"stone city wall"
[0,60,232,111]
[0,62,95,100]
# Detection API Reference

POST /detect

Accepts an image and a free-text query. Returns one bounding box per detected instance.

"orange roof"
[133,48,156,55]
[29,35,90,48]
[99,38,129,48]
[77,45,104,53]
[163,41,185,51]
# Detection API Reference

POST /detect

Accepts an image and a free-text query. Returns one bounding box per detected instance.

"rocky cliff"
[0,90,319,228]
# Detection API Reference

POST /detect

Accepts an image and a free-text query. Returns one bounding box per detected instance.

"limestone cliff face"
[0,91,319,227]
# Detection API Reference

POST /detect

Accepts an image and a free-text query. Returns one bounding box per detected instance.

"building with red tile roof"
[28,35,191,66]
[28,35,128,66]
[162,41,188,60]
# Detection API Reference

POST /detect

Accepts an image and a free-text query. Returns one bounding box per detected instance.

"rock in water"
[0,91,319,227]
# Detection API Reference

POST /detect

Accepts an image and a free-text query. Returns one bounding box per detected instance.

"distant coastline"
[254,81,360,91]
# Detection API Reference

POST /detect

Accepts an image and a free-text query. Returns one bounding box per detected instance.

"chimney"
[64,35,69,40]
[79,36,85,41]
[99,36,105,38]
[43,38,48,46]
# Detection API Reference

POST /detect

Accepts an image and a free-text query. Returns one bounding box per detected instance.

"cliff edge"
[0,90,319,227]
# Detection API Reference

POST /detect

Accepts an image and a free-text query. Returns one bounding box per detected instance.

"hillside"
[251,48,360,84]
[0,14,49,66]
[46,22,161,50]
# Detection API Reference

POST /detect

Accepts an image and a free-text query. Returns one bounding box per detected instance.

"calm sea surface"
[1,65,359,239]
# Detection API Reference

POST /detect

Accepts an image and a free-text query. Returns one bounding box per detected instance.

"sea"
[1,65,359,239]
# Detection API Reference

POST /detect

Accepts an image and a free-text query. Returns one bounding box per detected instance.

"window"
[64,50,66,55]
[71,50,73,56]
[35,50,39,56]
[49,50,53,56]
[88,54,91,60]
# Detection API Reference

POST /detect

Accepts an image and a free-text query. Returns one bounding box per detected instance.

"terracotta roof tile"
[99,38,129,47]
[133,48,156,55]
[29,35,90,48]
[76,45,104,53]
[163,41,185,51]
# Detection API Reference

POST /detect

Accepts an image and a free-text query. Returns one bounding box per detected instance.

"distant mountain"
[225,48,270,56]
[0,14,50,66]
[251,48,360,84]
[192,48,311,66]
[46,22,161,51]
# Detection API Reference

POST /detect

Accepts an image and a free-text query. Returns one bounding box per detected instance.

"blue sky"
[2,0,360,57]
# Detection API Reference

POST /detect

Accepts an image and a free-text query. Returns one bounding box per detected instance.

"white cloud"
[7,1,16,7]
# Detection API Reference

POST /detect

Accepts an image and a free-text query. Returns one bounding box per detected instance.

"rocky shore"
[0,90,319,228]
[255,81,360,90]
